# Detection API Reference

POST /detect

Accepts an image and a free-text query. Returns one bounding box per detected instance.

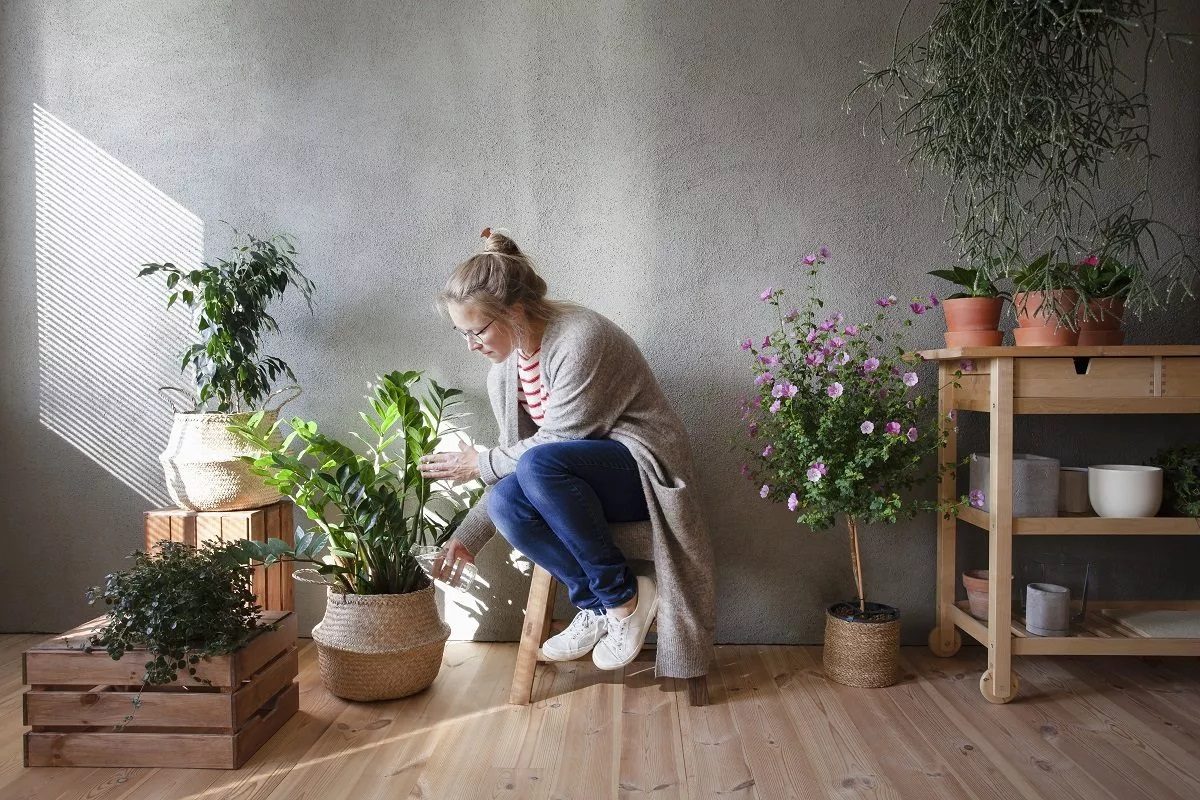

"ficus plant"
[851,0,1198,313]
[139,228,316,413]
[225,371,481,595]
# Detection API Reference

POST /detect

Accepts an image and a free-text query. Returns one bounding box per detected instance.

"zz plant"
[852,0,1197,311]
[226,371,481,595]
[139,228,316,413]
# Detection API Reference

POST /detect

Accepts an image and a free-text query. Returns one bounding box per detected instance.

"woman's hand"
[434,537,475,586]
[418,441,481,484]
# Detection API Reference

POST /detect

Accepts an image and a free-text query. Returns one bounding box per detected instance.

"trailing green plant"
[1010,253,1081,295]
[85,540,268,727]
[851,0,1197,312]
[1152,443,1200,517]
[226,371,481,595]
[139,227,316,413]
[927,265,1008,299]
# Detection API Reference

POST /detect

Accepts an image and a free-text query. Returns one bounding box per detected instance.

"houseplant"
[852,0,1197,316]
[742,247,951,688]
[85,539,270,727]
[1009,254,1079,346]
[226,370,481,700]
[139,229,316,511]
[1152,443,1200,517]
[927,265,1008,346]
[1075,255,1139,345]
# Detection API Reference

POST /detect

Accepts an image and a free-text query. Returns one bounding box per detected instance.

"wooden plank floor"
[5,633,1200,799]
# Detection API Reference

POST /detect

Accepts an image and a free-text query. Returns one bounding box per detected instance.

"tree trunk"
[847,515,865,612]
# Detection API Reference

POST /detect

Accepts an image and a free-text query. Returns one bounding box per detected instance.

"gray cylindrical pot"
[1026,583,1070,636]
[969,453,1061,517]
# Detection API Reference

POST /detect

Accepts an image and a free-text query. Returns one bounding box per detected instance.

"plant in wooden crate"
[139,228,316,511]
[741,248,955,688]
[852,0,1197,328]
[927,265,1009,347]
[226,370,481,701]
[84,539,271,727]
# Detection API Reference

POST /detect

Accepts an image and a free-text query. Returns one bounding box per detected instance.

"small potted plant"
[227,370,481,701]
[85,540,273,727]
[1075,254,1137,346]
[1009,254,1079,346]
[139,228,316,511]
[927,265,1009,346]
[742,247,951,688]
[1152,443,1200,517]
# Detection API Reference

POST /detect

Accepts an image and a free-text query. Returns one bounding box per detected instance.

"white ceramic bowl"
[1088,465,1163,518]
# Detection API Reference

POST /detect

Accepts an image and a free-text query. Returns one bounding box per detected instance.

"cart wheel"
[979,669,1019,704]
[928,627,962,657]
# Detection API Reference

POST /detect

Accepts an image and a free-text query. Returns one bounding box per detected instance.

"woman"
[418,228,715,677]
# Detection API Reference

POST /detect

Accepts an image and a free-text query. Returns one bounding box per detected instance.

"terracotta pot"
[1013,290,1079,346]
[945,329,1004,347]
[1077,297,1125,346]
[962,569,990,620]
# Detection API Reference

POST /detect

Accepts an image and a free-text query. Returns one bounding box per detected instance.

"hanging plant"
[850,0,1197,316]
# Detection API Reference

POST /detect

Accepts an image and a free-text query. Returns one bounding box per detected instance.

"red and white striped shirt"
[517,348,550,426]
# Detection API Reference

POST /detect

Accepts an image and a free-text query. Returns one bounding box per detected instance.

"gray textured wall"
[2,0,1198,644]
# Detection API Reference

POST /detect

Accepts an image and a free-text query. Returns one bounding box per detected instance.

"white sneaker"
[592,576,659,670]
[541,609,608,661]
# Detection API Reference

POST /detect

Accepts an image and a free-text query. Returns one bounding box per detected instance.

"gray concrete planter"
[969,453,1061,517]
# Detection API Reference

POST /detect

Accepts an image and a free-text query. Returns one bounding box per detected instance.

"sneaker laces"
[604,612,630,649]
[561,610,601,643]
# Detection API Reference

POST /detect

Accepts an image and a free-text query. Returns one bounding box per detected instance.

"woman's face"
[447,301,517,363]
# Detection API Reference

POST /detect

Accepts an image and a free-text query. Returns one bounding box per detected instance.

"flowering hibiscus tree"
[741,247,952,617]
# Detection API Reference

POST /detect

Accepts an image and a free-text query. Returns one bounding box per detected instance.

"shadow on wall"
[33,104,198,507]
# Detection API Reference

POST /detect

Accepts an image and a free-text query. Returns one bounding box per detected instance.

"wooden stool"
[507,520,709,706]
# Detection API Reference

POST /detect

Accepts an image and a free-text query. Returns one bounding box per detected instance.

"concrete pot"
[969,453,1061,517]
[1026,583,1070,636]
[1088,465,1163,518]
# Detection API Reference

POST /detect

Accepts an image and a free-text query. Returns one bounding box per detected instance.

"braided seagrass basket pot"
[822,601,901,688]
[312,585,450,701]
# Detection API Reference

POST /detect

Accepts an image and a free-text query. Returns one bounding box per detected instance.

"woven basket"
[822,602,901,688]
[159,409,284,511]
[312,585,450,701]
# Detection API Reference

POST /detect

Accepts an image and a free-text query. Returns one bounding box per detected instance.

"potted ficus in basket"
[139,228,315,511]
[226,370,481,701]
[742,247,950,688]
[927,265,1010,347]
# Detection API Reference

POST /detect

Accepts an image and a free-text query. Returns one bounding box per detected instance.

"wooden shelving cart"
[920,345,1200,704]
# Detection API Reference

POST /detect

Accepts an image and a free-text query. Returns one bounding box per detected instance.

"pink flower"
[785,384,798,398]
[740,338,753,350]
[805,328,820,344]
[960,359,976,373]
[876,295,897,307]
[969,489,986,509]
[834,351,851,366]
[771,382,786,398]
[760,287,775,301]
[826,382,844,398]
[762,444,774,458]
[910,302,927,315]
[806,461,828,482]
[818,318,837,332]
[844,324,859,336]
[760,484,770,498]
[832,312,845,325]
[947,409,958,422]
[1080,254,1099,267]
[761,335,771,348]
[830,336,845,348]
[885,421,901,435]
[759,354,781,367]
[929,293,940,307]
[861,421,875,434]
[903,371,919,387]
[787,492,799,511]
[769,399,782,414]
[863,357,880,372]
[805,351,825,367]
[803,253,817,266]
[819,245,831,258]
[754,372,773,387]
[907,426,918,442]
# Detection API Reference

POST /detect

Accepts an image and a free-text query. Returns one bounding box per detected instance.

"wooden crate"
[23,611,298,769]
[144,501,295,612]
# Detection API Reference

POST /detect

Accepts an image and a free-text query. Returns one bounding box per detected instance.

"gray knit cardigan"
[451,305,716,679]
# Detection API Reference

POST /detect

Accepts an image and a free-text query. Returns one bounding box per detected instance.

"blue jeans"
[489,440,648,614]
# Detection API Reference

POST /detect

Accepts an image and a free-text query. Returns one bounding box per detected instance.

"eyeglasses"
[454,318,495,344]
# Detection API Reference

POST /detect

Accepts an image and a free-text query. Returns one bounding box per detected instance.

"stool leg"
[509,564,557,705]
[686,675,709,707]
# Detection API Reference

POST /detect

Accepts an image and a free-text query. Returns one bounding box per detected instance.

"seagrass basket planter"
[159,409,284,512]
[822,601,901,688]
[312,584,450,701]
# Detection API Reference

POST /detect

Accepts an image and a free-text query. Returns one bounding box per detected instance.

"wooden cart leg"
[509,565,557,706]
[931,361,962,657]
[983,357,1018,704]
